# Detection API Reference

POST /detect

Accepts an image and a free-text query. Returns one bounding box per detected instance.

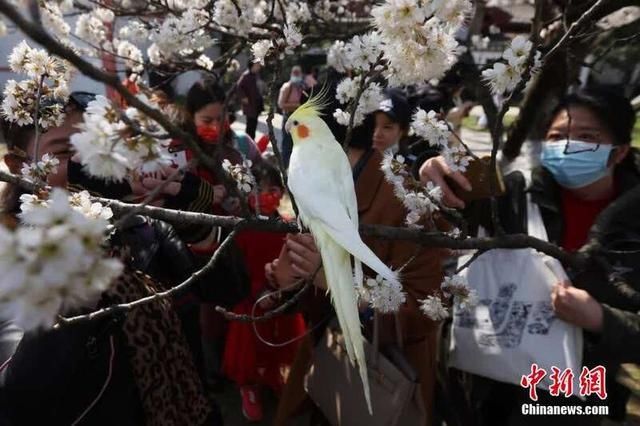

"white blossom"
[441,275,478,311]
[213,0,254,35]
[332,109,351,127]
[148,8,214,64]
[75,10,111,50]
[443,145,472,173]
[115,40,144,73]
[327,40,349,73]
[482,35,542,97]
[420,295,449,321]
[118,21,149,44]
[20,153,59,183]
[222,159,255,194]
[335,77,359,104]
[286,2,311,24]
[70,95,172,181]
[196,54,214,71]
[41,3,70,41]
[356,274,406,314]
[448,227,462,238]
[282,24,303,52]
[2,42,70,129]
[68,191,114,221]
[251,39,272,65]
[411,109,450,148]
[1,189,122,331]
[94,8,115,24]
[369,1,469,86]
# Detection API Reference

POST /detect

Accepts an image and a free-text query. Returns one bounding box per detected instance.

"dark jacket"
[237,70,263,118]
[453,148,640,424]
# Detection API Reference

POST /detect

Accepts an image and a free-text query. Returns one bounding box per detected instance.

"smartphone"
[168,144,188,169]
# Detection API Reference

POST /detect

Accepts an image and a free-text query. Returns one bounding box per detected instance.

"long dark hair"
[550,87,636,146]
[185,79,234,148]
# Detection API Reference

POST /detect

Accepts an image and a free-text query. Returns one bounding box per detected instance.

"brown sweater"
[275,149,445,425]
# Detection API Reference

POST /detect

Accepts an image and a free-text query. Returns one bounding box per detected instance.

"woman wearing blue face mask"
[420,87,640,425]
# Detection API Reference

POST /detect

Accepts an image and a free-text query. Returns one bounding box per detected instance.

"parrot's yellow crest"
[284,85,330,144]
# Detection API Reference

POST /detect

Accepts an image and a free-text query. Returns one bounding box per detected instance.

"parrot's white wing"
[289,147,398,285]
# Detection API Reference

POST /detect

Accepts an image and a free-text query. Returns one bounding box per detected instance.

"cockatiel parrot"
[285,94,401,413]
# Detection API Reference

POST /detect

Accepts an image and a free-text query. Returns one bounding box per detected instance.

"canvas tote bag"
[304,313,426,425]
[448,195,583,391]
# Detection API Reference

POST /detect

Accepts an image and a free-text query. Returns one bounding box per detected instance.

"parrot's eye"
[292,120,299,126]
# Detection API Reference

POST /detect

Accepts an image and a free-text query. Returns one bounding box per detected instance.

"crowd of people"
[0,59,638,426]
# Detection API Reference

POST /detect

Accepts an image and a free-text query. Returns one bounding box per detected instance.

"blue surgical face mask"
[290,75,302,84]
[541,139,614,189]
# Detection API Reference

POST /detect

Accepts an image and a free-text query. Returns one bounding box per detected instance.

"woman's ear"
[612,145,630,166]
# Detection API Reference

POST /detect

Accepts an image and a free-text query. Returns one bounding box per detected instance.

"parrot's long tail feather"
[328,226,400,285]
[315,228,373,414]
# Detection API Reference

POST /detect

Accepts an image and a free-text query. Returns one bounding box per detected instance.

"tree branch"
[0,168,586,269]
[0,0,221,183]
[55,228,240,327]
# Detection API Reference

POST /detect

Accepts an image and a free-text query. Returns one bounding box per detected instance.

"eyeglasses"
[562,140,601,155]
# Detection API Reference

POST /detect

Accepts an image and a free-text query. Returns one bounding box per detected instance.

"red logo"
[549,367,574,398]
[520,363,547,401]
[579,366,607,400]
[521,365,607,400]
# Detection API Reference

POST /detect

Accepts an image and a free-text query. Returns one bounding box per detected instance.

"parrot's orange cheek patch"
[296,124,310,139]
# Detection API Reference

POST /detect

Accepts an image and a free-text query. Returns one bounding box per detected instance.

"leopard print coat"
[103,269,211,426]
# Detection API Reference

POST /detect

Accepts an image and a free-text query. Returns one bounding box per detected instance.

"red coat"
[222,229,306,391]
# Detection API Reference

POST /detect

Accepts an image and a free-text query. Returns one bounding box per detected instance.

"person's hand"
[551,282,604,333]
[418,156,472,209]
[265,259,279,286]
[286,233,322,280]
[140,166,184,197]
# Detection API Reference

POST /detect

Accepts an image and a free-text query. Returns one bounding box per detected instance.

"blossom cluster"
[419,274,478,321]
[328,0,470,129]
[222,159,256,194]
[70,95,172,182]
[371,0,471,87]
[0,189,122,331]
[380,152,442,229]
[481,35,542,97]
[333,79,385,127]
[75,7,115,49]
[20,153,59,184]
[2,41,71,128]
[41,2,72,43]
[355,274,406,314]
[148,7,214,65]
[411,108,473,173]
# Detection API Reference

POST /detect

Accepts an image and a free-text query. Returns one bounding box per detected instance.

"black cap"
[68,91,97,110]
[374,88,411,129]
